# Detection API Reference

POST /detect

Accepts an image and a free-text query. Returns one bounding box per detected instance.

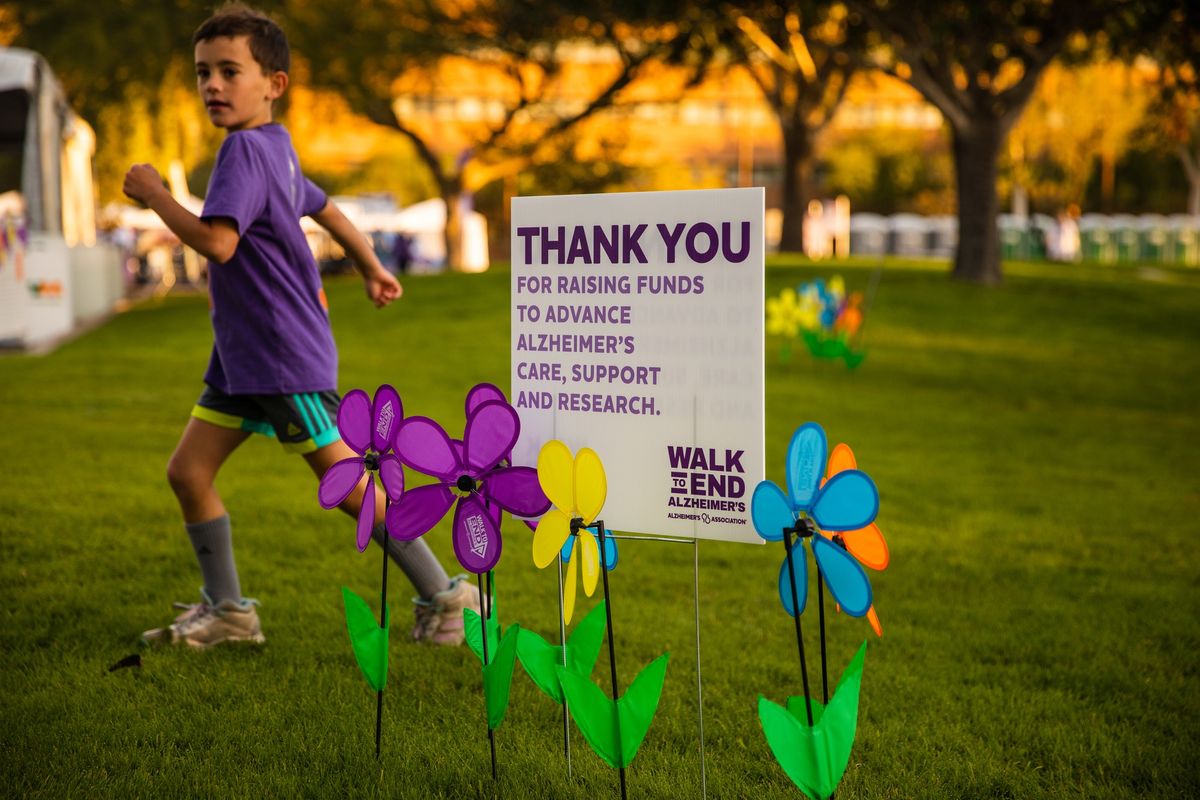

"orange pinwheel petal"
[841,523,889,570]
[826,442,857,480]
[867,605,882,637]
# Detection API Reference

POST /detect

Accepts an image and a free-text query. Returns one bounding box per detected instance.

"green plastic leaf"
[482,624,521,730]
[786,696,827,726]
[557,653,670,769]
[515,626,559,701]
[758,641,868,800]
[341,586,389,692]
[465,607,501,664]
[843,349,867,369]
[517,600,608,704]
[802,330,853,361]
[819,339,847,359]
[802,331,830,358]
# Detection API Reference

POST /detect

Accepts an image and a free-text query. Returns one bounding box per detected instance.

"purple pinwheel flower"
[386,394,550,574]
[462,383,533,530]
[318,385,405,551]
[465,382,507,419]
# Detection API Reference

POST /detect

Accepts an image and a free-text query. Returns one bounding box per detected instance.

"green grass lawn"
[2,256,1198,799]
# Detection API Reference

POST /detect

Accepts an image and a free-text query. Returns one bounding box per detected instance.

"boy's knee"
[166,456,205,497]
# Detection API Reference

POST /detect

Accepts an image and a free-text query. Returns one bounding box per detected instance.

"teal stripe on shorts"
[308,393,338,448]
[293,393,317,437]
[312,393,334,430]
[313,426,340,448]
[241,417,275,437]
[304,393,331,435]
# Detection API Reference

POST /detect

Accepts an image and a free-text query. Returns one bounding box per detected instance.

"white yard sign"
[510,188,765,544]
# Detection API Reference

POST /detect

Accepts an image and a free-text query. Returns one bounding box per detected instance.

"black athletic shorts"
[192,385,342,454]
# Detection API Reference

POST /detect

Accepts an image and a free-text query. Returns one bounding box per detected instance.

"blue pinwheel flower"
[751,422,879,618]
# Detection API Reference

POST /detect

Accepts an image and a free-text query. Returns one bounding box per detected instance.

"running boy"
[124,4,477,648]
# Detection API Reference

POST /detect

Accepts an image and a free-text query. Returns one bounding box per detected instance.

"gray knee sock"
[371,524,450,600]
[186,514,242,605]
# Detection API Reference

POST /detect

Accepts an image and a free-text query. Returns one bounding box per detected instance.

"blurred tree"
[1115,2,1200,214]
[825,127,953,213]
[288,0,693,269]
[1151,66,1200,215]
[1084,145,1190,213]
[284,61,440,204]
[703,2,868,252]
[849,0,1104,283]
[1005,61,1153,214]
[1,0,209,122]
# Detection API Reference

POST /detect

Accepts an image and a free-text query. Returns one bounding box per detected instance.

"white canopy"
[0,47,96,244]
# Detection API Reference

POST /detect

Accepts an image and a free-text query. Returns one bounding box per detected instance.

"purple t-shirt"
[201,124,335,394]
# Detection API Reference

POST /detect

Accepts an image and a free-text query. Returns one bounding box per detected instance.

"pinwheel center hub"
[455,474,476,493]
[363,452,380,472]
[792,517,817,539]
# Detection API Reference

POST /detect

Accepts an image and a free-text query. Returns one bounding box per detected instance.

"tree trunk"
[1179,145,1200,216]
[1100,152,1116,213]
[778,120,814,254]
[443,190,464,272]
[951,120,1004,284]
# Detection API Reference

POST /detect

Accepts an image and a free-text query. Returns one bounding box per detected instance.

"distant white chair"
[999,213,1033,260]
[834,212,1196,265]
[890,213,930,257]
[849,213,888,256]
[927,216,957,258]
[1166,214,1200,266]
[1109,214,1139,262]
[1136,214,1169,263]
[1079,214,1114,262]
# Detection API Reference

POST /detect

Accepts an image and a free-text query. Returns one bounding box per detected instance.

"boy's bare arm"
[123,164,239,264]
[310,200,402,308]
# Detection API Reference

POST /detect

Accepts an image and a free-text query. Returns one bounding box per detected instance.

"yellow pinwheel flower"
[796,283,824,330]
[827,274,846,305]
[533,440,608,624]
[766,287,802,338]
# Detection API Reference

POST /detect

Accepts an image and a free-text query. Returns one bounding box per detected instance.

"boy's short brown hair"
[193,3,290,74]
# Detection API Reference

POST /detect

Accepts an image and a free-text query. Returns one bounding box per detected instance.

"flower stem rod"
[817,569,829,705]
[782,528,815,727]
[557,557,572,777]
[375,500,389,759]
[788,517,828,704]
[816,567,834,800]
[477,571,498,782]
[593,520,627,800]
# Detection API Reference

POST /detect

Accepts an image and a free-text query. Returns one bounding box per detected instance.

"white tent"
[0,47,122,349]
[329,197,489,273]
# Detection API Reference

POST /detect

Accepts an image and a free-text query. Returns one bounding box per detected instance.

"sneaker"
[142,590,214,644]
[142,590,265,649]
[411,575,480,646]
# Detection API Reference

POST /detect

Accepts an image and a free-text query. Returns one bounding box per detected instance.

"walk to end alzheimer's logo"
[375,400,395,441]
[466,513,490,559]
[665,444,749,525]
